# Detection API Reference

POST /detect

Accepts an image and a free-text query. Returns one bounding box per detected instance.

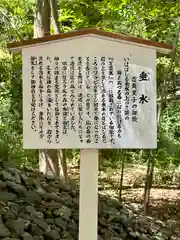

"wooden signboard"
[8,28,173,240]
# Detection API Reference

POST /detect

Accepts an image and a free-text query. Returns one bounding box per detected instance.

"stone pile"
[0,166,179,240]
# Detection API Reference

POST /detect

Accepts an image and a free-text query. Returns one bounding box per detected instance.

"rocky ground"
[0,165,179,240]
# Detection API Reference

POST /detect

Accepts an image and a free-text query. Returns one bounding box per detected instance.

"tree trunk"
[34,0,44,38]
[49,0,60,34]
[99,150,104,171]
[34,0,68,183]
[59,150,69,183]
[49,0,69,183]
[34,0,50,38]
[119,150,125,203]
[43,0,51,36]
[144,150,155,215]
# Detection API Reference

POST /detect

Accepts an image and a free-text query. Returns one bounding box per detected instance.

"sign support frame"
[79,149,99,240]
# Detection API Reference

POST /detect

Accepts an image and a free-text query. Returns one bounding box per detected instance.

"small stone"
[50,225,60,232]
[7,168,21,183]
[160,227,172,237]
[25,206,36,213]
[116,214,130,228]
[45,185,57,193]
[5,181,27,197]
[120,208,134,220]
[0,180,6,189]
[104,228,120,238]
[138,235,150,240]
[59,182,70,191]
[33,218,49,230]
[61,231,74,240]
[22,232,34,240]
[31,211,44,219]
[139,227,147,234]
[68,220,77,231]
[130,203,140,213]
[0,214,10,237]
[29,223,43,236]
[3,210,16,221]
[44,230,60,240]
[55,218,67,230]
[25,190,42,204]
[0,171,16,182]
[129,231,139,238]
[36,186,46,195]
[6,218,30,236]
[0,191,17,201]
[46,202,62,210]
[119,231,128,239]
[59,193,74,207]
[20,172,30,186]
[58,205,72,220]
[19,213,31,221]
[21,173,39,188]
[45,218,54,224]
[98,235,104,240]
[152,236,165,240]
[8,202,20,216]
[44,192,62,202]
[99,218,108,227]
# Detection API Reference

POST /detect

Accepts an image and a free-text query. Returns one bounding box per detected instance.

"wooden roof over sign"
[7,28,173,54]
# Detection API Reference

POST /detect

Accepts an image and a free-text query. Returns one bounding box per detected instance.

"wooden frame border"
[7,28,173,54]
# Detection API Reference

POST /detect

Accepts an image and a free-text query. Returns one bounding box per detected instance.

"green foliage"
[161,103,180,143]
[0,0,34,41]
[0,47,37,167]
[157,103,180,169]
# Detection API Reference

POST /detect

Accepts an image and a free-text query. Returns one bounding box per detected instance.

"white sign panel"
[22,36,157,149]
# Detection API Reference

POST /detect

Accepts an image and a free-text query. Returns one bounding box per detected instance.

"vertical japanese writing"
[30,56,37,132]
[139,70,150,105]
[139,71,150,82]
[132,76,138,123]
[46,56,53,144]
[93,57,99,144]
[108,57,115,144]
[117,70,122,138]
[62,61,69,135]
[78,57,83,142]
[124,57,130,120]
[54,56,60,143]
[101,56,107,144]
[85,57,92,143]
[70,57,76,132]
[38,56,44,108]
[108,57,114,82]
[38,56,44,139]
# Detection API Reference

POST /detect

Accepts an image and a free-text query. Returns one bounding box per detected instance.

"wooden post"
[79,149,99,240]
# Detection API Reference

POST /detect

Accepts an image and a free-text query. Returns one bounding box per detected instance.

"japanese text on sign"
[25,55,156,149]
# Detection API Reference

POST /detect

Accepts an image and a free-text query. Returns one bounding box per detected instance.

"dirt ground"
[69,163,180,224]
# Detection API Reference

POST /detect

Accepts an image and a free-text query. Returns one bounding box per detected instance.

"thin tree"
[34,0,68,183]
[144,150,154,214]
[119,150,126,203]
